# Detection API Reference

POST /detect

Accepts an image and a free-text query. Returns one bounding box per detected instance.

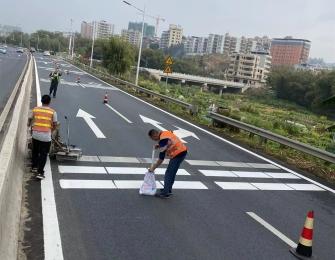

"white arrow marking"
[139,115,200,142]
[76,109,106,138]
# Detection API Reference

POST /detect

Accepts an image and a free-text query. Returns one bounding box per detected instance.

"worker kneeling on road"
[148,129,188,199]
[30,95,58,180]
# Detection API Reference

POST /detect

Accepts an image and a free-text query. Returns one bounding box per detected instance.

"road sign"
[165,56,174,65]
[164,66,172,74]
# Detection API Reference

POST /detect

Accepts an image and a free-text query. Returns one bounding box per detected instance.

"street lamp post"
[123,1,145,86]
[90,22,96,68]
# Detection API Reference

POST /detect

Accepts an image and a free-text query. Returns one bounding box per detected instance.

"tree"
[102,38,135,76]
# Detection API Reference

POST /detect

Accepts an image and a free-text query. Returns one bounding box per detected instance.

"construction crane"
[144,14,166,37]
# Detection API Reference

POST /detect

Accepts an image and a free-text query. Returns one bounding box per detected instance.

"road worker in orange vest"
[148,129,188,198]
[30,95,58,180]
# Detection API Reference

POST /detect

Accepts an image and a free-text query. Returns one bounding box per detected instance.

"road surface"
[23,54,335,260]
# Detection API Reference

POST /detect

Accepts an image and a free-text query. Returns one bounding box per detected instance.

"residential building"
[128,22,155,38]
[184,36,200,54]
[206,34,225,54]
[160,24,183,49]
[80,20,114,39]
[227,51,272,85]
[270,37,311,66]
[121,29,141,47]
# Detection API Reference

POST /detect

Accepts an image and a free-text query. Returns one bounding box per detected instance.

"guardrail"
[0,55,33,260]
[209,112,335,164]
[68,60,198,115]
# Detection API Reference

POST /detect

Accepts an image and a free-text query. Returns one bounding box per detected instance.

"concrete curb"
[0,56,33,260]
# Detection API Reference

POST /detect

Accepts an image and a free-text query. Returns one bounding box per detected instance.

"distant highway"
[0,47,27,111]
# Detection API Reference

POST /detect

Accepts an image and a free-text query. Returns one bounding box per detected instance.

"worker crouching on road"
[30,95,58,180]
[148,129,188,199]
[49,67,62,98]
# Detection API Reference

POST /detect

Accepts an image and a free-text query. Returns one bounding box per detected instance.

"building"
[128,22,155,38]
[227,51,272,85]
[121,29,141,47]
[206,34,225,54]
[0,24,21,37]
[184,36,200,54]
[270,37,311,66]
[160,24,183,49]
[80,20,114,39]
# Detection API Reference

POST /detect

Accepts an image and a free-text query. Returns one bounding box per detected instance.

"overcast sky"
[1,0,334,61]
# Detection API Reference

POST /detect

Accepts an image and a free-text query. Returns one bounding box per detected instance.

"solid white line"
[160,181,208,189]
[60,179,116,189]
[33,57,42,106]
[82,116,106,138]
[246,212,297,248]
[114,180,163,189]
[286,183,325,191]
[216,182,258,190]
[264,172,300,179]
[99,156,140,163]
[58,166,107,174]
[105,104,132,124]
[251,183,293,190]
[65,60,335,193]
[42,157,64,259]
[233,171,272,178]
[106,167,190,176]
[200,170,237,177]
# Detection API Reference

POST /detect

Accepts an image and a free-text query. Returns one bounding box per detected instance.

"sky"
[1,0,334,62]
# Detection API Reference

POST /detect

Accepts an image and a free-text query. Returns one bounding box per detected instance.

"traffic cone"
[76,76,80,83]
[103,93,108,104]
[290,211,314,259]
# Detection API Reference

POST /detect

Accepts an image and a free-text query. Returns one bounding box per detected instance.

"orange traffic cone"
[103,93,108,104]
[290,211,314,259]
[76,76,80,83]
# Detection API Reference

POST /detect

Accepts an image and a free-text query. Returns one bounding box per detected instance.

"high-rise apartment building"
[270,37,311,66]
[80,20,114,39]
[206,34,225,54]
[121,29,141,47]
[128,22,155,38]
[160,24,183,49]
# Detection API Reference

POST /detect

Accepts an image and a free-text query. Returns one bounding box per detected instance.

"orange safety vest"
[32,106,55,132]
[159,130,187,159]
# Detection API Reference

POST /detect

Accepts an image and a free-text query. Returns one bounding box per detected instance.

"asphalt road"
[26,54,335,260]
[0,47,27,112]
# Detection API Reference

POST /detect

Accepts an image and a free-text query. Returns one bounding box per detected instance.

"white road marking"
[99,156,140,163]
[246,212,297,248]
[106,167,190,176]
[42,159,64,259]
[200,170,237,177]
[216,161,250,167]
[251,183,293,190]
[66,60,335,193]
[233,171,272,178]
[105,104,133,123]
[216,182,258,190]
[60,180,116,189]
[286,183,325,191]
[34,57,42,106]
[247,163,279,169]
[114,180,163,189]
[160,181,208,189]
[78,156,100,162]
[58,166,107,174]
[138,158,170,164]
[264,172,300,179]
[76,109,106,138]
[186,160,220,166]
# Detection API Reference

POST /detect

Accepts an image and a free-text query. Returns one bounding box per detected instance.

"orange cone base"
[290,247,314,260]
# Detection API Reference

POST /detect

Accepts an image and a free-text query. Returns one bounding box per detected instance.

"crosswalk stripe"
[216,161,249,167]
[60,179,116,189]
[286,184,325,191]
[106,167,190,176]
[200,170,237,177]
[215,182,325,191]
[78,156,100,162]
[251,183,293,190]
[99,156,140,163]
[264,172,300,179]
[188,160,279,169]
[233,171,272,178]
[247,163,279,169]
[162,181,208,189]
[58,166,106,174]
[200,170,300,179]
[138,158,170,165]
[216,182,258,190]
[114,181,163,189]
[186,160,220,166]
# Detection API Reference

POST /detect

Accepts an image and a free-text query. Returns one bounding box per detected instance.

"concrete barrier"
[0,56,33,260]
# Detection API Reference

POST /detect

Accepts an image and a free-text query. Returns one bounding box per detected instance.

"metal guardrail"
[209,112,335,164]
[70,61,197,114]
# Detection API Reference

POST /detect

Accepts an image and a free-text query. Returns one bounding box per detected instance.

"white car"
[43,51,51,56]
[0,48,6,54]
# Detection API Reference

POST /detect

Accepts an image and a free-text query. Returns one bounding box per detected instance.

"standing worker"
[30,95,58,180]
[148,129,188,198]
[49,67,62,98]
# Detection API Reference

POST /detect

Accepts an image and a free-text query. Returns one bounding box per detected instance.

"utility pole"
[20,32,23,46]
[68,19,73,57]
[90,22,96,68]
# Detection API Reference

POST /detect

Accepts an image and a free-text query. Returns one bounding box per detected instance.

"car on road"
[0,48,6,54]
[43,51,51,56]
[30,47,36,53]
[16,48,24,53]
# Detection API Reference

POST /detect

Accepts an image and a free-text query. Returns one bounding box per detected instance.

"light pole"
[90,22,96,68]
[68,19,73,57]
[123,1,145,86]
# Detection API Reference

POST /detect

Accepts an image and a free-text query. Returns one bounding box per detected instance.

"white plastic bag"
[139,147,157,196]
[139,171,157,196]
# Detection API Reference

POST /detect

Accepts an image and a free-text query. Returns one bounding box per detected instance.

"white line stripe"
[106,167,190,176]
[78,156,100,162]
[286,183,325,191]
[186,160,220,166]
[216,161,250,168]
[66,60,335,193]
[264,172,300,179]
[60,179,116,189]
[233,171,272,178]
[105,104,132,123]
[42,154,64,259]
[99,156,140,163]
[58,166,107,174]
[161,181,208,189]
[251,183,293,190]
[114,180,163,189]
[246,212,297,248]
[216,182,258,190]
[200,170,237,177]
[247,163,279,169]
[34,57,42,106]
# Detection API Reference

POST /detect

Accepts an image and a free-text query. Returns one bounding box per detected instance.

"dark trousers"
[32,138,51,175]
[163,151,187,194]
[49,83,58,97]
